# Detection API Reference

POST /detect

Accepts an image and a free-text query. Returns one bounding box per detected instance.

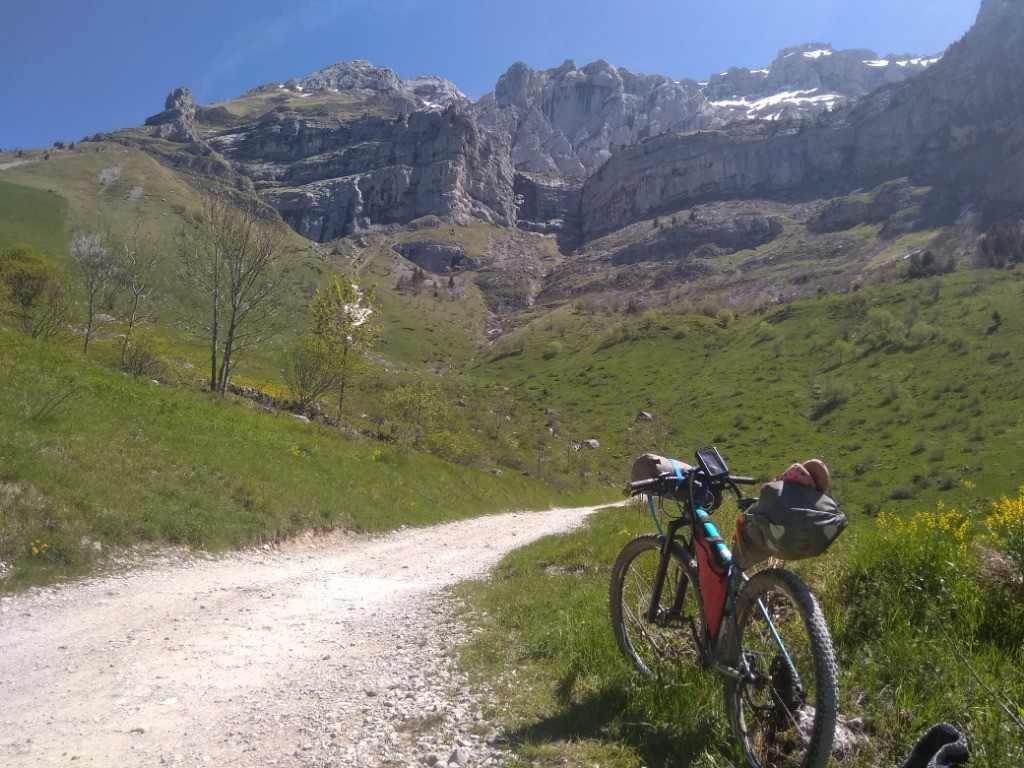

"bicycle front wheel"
[609,534,705,678]
[723,568,837,768]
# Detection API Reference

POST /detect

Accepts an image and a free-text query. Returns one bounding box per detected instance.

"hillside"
[1,0,1023,587]
[472,265,1024,516]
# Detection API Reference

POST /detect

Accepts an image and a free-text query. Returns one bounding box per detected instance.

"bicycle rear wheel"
[609,534,705,678]
[723,568,837,768]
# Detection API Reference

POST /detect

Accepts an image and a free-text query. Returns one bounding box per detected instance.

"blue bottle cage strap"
[669,459,685,482]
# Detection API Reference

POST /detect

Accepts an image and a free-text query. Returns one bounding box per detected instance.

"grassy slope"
[0,329,582,590]
[472,267,1024,517]
[0,148,507,373]
[6,141,1024,532]
[0,176,68,257]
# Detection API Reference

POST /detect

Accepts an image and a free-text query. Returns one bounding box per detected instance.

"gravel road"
[0,504,608,767]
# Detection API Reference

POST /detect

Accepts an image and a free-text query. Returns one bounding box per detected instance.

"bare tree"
[116,221,163,368]
[178,192,291,395]
[69,231,122,353]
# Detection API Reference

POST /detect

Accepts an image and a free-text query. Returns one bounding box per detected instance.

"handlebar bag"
[733,480,848,569]
[630,453,693,500]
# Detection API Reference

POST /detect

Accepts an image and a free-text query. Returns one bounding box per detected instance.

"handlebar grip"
[627,476,663,491]
[729,475,759,485]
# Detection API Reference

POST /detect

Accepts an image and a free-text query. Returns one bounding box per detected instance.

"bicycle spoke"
[725,568,837,768]
[610,535,703,678]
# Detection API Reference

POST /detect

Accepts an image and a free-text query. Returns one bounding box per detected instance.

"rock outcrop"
[145,87,200,143]
[392,241,478,273]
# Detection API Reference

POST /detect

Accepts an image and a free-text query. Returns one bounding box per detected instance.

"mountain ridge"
[36,0,1024,314]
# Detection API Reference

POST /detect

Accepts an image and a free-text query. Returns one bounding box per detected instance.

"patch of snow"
[711,89,842,119]
[864,59,891,67]
[802,49,833,59]
[896,55,942,67]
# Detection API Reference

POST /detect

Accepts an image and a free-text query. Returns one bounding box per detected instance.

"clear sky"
[0,0,981,150]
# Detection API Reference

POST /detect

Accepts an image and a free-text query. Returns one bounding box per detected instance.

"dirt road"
[0,504,607,767]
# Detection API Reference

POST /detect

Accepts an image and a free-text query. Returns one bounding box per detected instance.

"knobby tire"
[722,568,838,768]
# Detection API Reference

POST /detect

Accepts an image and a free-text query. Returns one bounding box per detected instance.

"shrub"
[280,334,337,414]
[985,484,1024,566]
[122,328,168,379]
[0,246,75,342]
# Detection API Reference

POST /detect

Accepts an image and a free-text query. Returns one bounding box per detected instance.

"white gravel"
[0,504,606,767]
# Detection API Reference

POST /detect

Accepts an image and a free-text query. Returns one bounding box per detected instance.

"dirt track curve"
[0,504,607,767]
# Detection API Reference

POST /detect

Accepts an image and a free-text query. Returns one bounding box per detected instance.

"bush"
[121,329,168,380]
[542,340,563,360]
[985,484,1024,567]
[0,244,57,334]
[280,334,337,413]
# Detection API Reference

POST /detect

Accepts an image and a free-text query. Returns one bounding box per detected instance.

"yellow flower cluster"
[30,539,49,557]
[984,484,1024,549]
[878,501,973,555]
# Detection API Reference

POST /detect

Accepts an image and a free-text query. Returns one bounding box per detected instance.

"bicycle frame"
[639,475,803,690]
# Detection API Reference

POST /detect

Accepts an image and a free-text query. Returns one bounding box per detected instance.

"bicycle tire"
[722,568,838,768]
[609,534,705,678]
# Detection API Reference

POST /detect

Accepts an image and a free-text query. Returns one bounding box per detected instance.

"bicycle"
[610,446,838,768]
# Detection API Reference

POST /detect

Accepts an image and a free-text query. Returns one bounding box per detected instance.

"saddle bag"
[733,480,848,570]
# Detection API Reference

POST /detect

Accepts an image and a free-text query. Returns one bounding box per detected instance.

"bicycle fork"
[644,520,703,646]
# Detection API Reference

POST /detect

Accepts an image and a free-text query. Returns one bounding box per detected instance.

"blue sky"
[0,0,981,149]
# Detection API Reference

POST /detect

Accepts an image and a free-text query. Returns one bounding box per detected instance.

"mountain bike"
[610,446,838,768]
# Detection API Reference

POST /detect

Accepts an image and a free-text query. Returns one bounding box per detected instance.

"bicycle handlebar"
[626,472,759,494]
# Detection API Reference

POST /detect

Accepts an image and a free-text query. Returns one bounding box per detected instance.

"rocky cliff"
[580,0,1024,240]
[141,26,953,245]
[206,106,514,241]
[475,46,940,180]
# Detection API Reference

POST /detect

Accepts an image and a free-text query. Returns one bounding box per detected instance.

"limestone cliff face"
[580,0,1024,240]
[208,108,514,241]
[473,60,715,178]
[282,60,471,111]
[137,2,1014,254]
[471,45,940,180]
[705,43,940,122]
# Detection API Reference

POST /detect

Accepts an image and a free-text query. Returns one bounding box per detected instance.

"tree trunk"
[209,302,220,392]
[83,303,95,353]
[218,318,238,397]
